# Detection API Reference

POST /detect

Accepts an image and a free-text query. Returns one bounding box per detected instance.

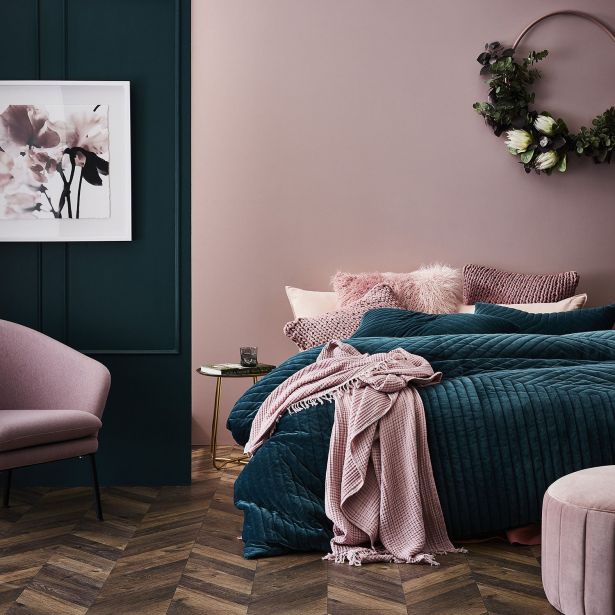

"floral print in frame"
[0,104,110,220]
[0,81,130,242]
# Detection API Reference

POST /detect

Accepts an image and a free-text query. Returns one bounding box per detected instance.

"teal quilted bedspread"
[227,332,615,559]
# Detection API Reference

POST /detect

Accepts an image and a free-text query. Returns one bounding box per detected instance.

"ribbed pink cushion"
[463,264,579,305]
[0,409,101,452]
[542,466,615,615]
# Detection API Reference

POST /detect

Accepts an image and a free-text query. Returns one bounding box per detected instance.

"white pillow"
[285,286,339,319]
[457,293,588,314]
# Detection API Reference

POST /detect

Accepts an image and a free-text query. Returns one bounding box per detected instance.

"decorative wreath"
[473,11,615,174]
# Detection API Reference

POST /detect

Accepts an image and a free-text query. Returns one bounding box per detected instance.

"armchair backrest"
[0,320,111,418]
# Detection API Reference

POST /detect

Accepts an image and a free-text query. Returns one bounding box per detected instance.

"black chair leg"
[3,469,11,508]
[88,454,104,521]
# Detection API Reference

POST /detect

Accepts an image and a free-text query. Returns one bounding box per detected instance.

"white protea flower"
[534,115,557,136]
[505,129,532,153]
[534,150,559,170]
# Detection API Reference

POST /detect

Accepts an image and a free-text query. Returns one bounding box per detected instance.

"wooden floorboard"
[0,447,558,614]
[328,560,405,615]
[400,552,487,615]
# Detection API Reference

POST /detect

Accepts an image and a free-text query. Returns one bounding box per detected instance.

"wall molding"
[76,0,184,356]
[29,0,183,356]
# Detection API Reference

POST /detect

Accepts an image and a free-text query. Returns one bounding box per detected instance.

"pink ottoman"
[542,466,615,615]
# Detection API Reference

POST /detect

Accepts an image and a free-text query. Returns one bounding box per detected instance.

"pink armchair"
[0,320,111,520]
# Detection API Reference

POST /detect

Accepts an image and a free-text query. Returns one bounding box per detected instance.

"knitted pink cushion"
[332,264,462,314]
[284,284,400,350]
[462,264,579,305]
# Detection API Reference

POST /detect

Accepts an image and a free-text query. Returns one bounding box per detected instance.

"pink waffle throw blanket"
[245,340,463,566]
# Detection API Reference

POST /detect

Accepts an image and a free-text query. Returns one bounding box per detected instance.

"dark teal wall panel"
[0,0,191,485]
[37,0,71,344]
[65,0,180,353]
[38,0,67,79]
[0,1,39,80]
[0,244,40,329]
[40,244,68,342]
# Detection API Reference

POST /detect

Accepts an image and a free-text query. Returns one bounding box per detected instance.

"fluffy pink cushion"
[332,264,461,314]
[284,284,400,350]
[463,264,579,305]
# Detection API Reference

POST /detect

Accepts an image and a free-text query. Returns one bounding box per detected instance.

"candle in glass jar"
[240,346,258,367]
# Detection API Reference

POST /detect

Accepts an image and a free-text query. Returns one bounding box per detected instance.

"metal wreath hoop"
[512,10,615,51]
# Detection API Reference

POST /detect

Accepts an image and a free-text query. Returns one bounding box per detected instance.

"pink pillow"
[284,284,400,350]
[285,286,338,318]
[462,264,579,305]
[332,264,461,314]
[457,293,588,314]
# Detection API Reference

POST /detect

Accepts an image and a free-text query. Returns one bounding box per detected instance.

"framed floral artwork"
[0,81,131,241]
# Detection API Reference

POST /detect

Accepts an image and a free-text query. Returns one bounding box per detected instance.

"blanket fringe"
[288,378,359,414]
[323,548,440,567]
[322,545,468,567]
[288,363,387,415]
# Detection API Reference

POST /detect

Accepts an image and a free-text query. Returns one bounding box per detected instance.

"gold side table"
[197,364,275,469]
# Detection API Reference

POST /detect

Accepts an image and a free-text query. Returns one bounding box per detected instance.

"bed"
[227,330,615,559]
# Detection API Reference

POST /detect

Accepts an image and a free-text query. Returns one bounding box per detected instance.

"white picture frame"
[0,80,131,242]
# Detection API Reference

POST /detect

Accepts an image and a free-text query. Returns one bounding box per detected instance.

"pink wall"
[192,0,615,444]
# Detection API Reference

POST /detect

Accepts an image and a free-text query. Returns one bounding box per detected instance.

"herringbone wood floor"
[0,447,558,615]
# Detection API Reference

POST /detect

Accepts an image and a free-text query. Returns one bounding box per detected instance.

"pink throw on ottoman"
[542,466,615,615]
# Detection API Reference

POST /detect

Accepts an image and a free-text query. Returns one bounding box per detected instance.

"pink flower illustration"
[0,104,109,219]
[0,105,61,150]
[49,110,109,167]
[0,151,14,192]
[0,153,46,218]
[1,190,39,219]
[66,111,108,161]
[26,148,60,184]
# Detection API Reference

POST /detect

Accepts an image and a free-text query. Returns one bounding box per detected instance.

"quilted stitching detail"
[228,331,615,558]
[475,302,615,334]
[352,307,519,337]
